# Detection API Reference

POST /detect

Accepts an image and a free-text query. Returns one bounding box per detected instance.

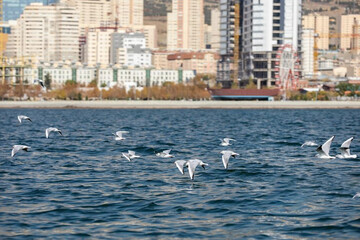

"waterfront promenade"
[1,100,360,109]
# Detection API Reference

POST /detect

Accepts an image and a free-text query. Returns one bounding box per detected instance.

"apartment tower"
[112,0,143,27]
[5,3,79,62]
[167,0,205,50]
[303,14,329,50]
[217,0,302,88]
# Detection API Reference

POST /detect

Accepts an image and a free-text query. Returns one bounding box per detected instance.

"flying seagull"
[156,149,174,158]
[353,193,360,199]
[174,160,187,175]
[220,150,239,169]
[45,127,63,138]
[18,115,32,123]
[316,136,335,159]
[301,141,317,147]
[220,138,235,146]
[122,150,140,161]
[113,131,129,141]
[336,137,357,159]
[11,145,31,157]
[38,79,45,88]
[185,159,208,180]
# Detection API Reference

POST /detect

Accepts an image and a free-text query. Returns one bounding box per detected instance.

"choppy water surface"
[1,109,360,239]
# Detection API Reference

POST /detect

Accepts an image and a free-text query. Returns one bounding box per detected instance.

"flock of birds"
[10,115,360,197]
[12,116,240,180]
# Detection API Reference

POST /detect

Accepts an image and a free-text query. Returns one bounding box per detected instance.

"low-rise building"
[167,51,219,74]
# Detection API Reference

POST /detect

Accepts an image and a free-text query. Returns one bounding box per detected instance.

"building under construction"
[217,0,302,89]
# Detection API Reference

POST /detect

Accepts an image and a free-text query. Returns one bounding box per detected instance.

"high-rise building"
[112,0,143,27]
[303,14,329,50]
[301,28,314,76]
[3,0,59,21]
[4,3,79,62]
[63,0,112,34]
[217,0,302,88]
[84,28,116,66]
[341,15,360,50]
[351,20,360,54]
[167,0,205,50]
[210,8,220,51]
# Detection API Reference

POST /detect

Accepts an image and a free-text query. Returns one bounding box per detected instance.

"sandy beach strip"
[1,100,360,109]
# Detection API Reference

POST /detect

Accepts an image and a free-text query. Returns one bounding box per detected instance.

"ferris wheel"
[275,44,300,99]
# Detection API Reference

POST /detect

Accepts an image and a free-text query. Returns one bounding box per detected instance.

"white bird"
[220,150,239,169]
[17,115,32,123]
[174,160,187,174]
[185,159,208,180]
[36,79,45,89]
[11,145,31,157]
[122,150,140,161]
[316,136,335,159]
[156,149,174,158]
[336,137,357,159]
[45,127,63,138]
[353,193,360,199]
[220,138,235,146]
[113,131,129,141]
[301,141,317,147]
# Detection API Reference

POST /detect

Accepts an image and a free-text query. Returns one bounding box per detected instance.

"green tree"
[45,73,52,90]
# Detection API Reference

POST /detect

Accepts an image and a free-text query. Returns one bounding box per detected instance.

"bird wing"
[39,80,45,88]
[18,116,22,123]
[222,152,232,169]
[163,149,171,154]
[339,147,351,157]
[128,150,136,156]
[57,130,63,136]
[340,137,353,149]
[122,153,131,161]
[187,160,201,180]
[11,145,29,157]
[45,128,51,138]
[115,131,128,138]
[318,136,335,156]
[11,145,20,157]
[175,160,187,175]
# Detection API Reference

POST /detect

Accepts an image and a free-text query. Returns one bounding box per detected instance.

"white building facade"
[5,3,79,62]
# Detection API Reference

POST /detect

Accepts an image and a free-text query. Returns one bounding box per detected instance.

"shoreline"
[1,100,360,109]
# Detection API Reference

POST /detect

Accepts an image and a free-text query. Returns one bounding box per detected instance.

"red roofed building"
[167,51,219,74]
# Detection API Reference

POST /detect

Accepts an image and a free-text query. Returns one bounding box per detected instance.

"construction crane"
[233,0,240,86]
[312,32,360,75]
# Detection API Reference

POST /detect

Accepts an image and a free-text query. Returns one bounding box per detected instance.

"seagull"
[336,137,357,159]
[220,150,239,169]
[220,138,235,146]
[45,127,63,138]
[316,136,335,159]
[18,115,32,123]
[185,159,208,180]
[353,193,360,199]
[174,160,187,174]
[113,131,129,141]
[156,149,174,158]
[122,150,140,161]
[301,141,317,147]
[36,79,45,89]
[11,145,31,157]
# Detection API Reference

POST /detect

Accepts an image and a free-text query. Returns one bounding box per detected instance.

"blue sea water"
[1,109,360,239]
